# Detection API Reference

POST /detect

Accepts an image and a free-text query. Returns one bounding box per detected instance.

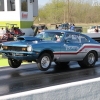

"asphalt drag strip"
[0,60,100,96]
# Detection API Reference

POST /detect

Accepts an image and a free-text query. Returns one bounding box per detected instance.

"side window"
[71,34,80,43]
[7,0,15,11]
[65,33,80,43]
[0,0,4,11]
[80,35,88,43]
[21,0,28,12]
[65,33,72,41]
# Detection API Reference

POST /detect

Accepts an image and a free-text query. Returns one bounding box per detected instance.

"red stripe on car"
[54,46,100,55]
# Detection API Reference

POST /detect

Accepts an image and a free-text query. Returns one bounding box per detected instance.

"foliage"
[35,0,100,23]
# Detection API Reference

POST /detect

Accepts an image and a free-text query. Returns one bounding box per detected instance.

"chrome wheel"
[88,53,95,64]
[41,56,50,68]
[37,53,52,71]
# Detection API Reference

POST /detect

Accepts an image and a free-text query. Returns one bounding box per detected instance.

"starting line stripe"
[0,77,100,100]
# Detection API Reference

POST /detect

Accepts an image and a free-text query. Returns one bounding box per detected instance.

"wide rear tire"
[78,51,96,68]
[8,58,22,68]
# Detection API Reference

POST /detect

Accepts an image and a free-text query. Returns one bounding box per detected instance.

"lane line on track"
[0,77,100,100]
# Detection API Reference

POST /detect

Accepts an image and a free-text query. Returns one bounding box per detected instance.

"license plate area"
[15,53,24,56]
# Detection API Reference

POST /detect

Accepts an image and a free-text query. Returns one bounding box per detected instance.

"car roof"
[43,30,89,37]
[6,23,17,25]
[43,30,67,32]
[0,25,8,27]
[43,30,80,34]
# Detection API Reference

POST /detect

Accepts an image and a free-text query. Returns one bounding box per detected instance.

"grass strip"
[0,58,32,67]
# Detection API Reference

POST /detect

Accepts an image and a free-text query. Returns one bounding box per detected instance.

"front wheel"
[78,51,96,68]
[8,58,22,68]
[37,53,52,71]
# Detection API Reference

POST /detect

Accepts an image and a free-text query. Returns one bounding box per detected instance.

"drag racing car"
[0,30,100,71]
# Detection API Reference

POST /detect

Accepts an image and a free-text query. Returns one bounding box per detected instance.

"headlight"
[27,45,32,52]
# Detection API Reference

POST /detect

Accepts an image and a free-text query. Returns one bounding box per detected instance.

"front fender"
[39,48,54,54]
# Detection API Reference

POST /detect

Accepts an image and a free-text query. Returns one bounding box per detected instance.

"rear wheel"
[37,53,52,71]
[8,58,22,68]
[78,51,96,68]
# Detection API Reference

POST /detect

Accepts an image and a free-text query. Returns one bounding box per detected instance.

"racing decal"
[64,44,79,51]
[54,45,100,55]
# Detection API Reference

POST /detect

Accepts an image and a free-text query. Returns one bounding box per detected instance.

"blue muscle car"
[0,30,100,71]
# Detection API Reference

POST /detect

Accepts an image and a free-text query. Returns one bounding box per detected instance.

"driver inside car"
[56,35,61,41]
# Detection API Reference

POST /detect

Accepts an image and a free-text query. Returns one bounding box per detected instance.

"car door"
[60,33,83,62]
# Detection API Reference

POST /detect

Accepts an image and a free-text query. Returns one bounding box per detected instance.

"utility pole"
[57,0,58,23]
[64,3,65,23]
[64,0,69,23]
[67,0,69,23]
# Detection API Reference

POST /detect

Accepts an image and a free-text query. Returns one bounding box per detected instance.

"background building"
[0,0,38,36]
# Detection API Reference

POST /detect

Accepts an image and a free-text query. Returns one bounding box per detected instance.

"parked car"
[59,23,82,32]
[0,30,100,71]
[58,23,69,30]
[87,25,100,33]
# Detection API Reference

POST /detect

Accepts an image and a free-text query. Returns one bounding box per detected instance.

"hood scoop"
[17,36,41,41]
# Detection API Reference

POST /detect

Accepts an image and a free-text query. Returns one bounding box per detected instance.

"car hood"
[1,36,59,47]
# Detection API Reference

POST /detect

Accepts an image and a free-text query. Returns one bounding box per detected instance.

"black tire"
[8,58,22,68]
[78,51,96,68]
[55,62,69,66]
[37,53,52,71]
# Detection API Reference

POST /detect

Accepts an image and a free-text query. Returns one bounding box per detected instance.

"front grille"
[3,46,27,51]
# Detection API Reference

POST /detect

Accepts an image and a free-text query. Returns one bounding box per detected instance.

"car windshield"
[36,32,64,41]
[91,26,96,29]
[60,24,68,27]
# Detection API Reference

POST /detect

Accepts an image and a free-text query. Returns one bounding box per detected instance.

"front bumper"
[0,50,38,61]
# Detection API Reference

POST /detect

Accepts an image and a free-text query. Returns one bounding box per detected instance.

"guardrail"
[0,77,100,100]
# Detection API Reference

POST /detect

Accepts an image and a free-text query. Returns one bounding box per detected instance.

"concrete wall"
[0,77,100,100]
[21,28,33,36]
